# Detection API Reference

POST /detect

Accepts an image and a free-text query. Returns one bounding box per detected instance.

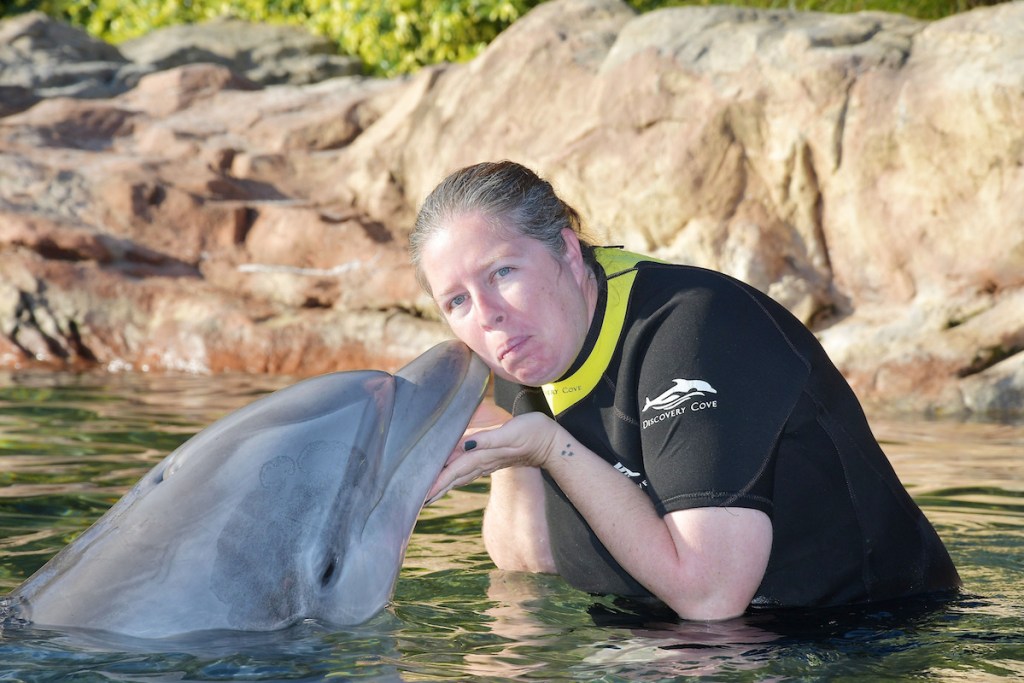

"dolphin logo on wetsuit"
[642,379,717,412]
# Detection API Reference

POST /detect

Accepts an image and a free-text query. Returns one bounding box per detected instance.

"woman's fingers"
[424,412,562,504]
[425,438,488,503]
[425,448,498,504]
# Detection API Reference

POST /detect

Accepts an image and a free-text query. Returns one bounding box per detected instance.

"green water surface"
[0,370,1020,681]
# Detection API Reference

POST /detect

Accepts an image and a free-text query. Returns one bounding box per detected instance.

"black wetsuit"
[494,247,960,608]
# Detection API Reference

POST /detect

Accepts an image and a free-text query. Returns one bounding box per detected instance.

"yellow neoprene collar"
[541,248,661,415]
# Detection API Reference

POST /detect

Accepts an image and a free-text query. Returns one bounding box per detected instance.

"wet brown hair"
[410,160,596,293]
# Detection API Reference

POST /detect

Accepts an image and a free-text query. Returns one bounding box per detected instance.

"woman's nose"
[475,294,506,328]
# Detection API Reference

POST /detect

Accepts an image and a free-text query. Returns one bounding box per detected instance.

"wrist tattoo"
[560,442,574,457]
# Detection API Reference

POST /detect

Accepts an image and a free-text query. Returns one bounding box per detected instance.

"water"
[0,370,1020,681]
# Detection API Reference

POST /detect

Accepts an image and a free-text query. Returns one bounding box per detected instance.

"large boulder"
[118,17,362,85]
[0,11,148,100]
[0,1,1022,417]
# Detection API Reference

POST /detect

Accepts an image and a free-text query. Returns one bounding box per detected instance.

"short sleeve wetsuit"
[493,247,960,608]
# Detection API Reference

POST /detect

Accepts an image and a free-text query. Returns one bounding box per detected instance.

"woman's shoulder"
[628,260,772,311]
[625,260,820,374]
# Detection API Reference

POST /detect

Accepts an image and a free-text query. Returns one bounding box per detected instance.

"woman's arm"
[429,411,772,621]
[430,400,555,573]
[483,466,556,573]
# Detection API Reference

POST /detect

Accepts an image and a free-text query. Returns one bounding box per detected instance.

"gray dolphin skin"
[4,340,489,639]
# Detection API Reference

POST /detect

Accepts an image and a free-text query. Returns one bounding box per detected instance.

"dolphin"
[2,340,489,639]
[641,379,717,413]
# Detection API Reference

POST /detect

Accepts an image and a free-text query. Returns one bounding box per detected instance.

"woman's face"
[420,212,596,386]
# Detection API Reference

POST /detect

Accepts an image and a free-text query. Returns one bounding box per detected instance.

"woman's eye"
[448,294,467,310]
[495,266,512,278]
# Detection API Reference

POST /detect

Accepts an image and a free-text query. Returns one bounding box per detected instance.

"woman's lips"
[497,336,528,363]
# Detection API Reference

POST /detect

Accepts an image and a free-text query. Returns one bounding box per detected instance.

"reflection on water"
[0,369,1021,681]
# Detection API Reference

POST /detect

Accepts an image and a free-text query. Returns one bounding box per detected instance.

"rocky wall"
[1,1,1022,416]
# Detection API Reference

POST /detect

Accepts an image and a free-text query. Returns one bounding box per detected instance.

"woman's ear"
[560,227,588,282]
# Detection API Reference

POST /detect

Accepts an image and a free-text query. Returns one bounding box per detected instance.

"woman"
[410,160,960,621]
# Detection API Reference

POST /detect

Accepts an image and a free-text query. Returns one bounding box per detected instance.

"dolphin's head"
[10,341,489,638]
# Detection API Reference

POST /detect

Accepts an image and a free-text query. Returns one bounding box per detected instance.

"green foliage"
[304,0,532,75]
[0,0,1013,76]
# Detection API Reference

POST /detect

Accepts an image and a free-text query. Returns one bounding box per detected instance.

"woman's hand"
[425,410,562,504]
[425,401,557,572]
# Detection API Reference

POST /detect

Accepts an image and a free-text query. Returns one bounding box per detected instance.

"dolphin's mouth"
[326,342,489,621]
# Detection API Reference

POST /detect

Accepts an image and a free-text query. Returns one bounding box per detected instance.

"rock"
[0,11,150,99]
[344,0,1024,416]
[118,17,362,85]
[0,85,40,118]
[0,3,1022,417]
[0,11,124,67]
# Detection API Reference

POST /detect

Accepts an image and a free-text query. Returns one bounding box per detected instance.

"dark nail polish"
[464,440,477,451]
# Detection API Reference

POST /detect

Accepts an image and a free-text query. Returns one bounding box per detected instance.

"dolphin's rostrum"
[3,341,489,639]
